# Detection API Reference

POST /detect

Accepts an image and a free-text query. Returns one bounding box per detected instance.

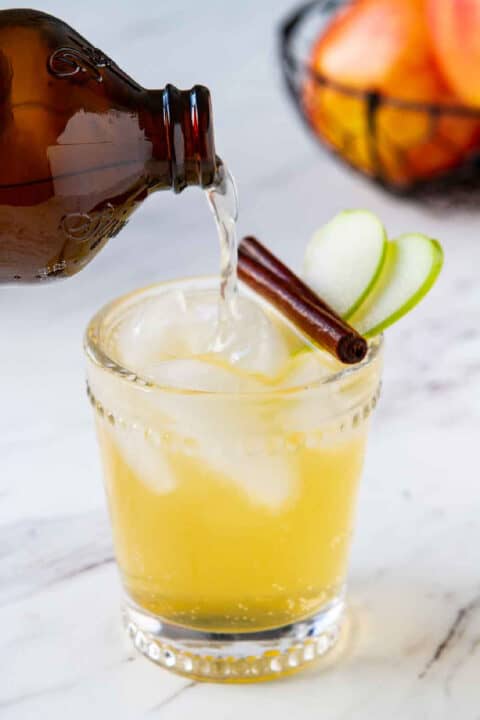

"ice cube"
[108,423,176,495]
[142,359,298,509]
[88,363,177,495]
[113,288,218,368]
[143,357,266,393]
[274,349,337,390]
[112,287,296,382]
[89,348,298,508]
[92,286,320,507]
[270,350,342,438]
[216,295,292,378]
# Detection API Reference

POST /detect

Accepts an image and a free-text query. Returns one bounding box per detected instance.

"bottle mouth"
[163,84,218,192]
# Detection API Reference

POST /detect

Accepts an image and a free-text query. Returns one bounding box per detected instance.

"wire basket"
[279,0,480,200]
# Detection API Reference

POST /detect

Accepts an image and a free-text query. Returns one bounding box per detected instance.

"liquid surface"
[89,283,378,632]
[105,281,339,390]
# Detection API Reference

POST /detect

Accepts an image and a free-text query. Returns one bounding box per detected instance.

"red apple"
[304,0,479,186]
[428,0,480,106]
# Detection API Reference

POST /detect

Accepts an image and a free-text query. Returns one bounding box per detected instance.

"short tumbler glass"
[84,277,383,682]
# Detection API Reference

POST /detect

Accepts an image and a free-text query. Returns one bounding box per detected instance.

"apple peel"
[349,233,444,337]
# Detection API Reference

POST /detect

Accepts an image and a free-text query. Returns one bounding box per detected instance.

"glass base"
[123,596,345,683]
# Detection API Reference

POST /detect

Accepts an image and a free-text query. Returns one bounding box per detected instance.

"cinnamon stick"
[238,239,367,365]
[240,235,337,315]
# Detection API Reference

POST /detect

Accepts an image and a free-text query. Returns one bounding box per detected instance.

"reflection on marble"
[1,0,480,717]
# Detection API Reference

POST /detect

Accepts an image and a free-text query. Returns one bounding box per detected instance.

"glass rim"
[84,275,384,398]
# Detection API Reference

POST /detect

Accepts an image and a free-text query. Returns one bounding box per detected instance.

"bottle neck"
[143,84,218,193]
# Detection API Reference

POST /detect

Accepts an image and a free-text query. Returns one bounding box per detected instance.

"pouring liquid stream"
[206,164,240,352]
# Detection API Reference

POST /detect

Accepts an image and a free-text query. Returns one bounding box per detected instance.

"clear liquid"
[206,164,239,351]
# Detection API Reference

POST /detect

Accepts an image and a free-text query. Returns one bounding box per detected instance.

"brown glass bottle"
[0,9,218,283]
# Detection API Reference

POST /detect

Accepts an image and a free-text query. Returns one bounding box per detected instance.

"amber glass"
[0,9,217,283]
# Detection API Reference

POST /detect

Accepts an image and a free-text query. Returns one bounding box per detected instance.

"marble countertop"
[1,0,480,717]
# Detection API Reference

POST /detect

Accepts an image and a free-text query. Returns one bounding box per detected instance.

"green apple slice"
[303,210,388,319]
[349,233,444,337]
